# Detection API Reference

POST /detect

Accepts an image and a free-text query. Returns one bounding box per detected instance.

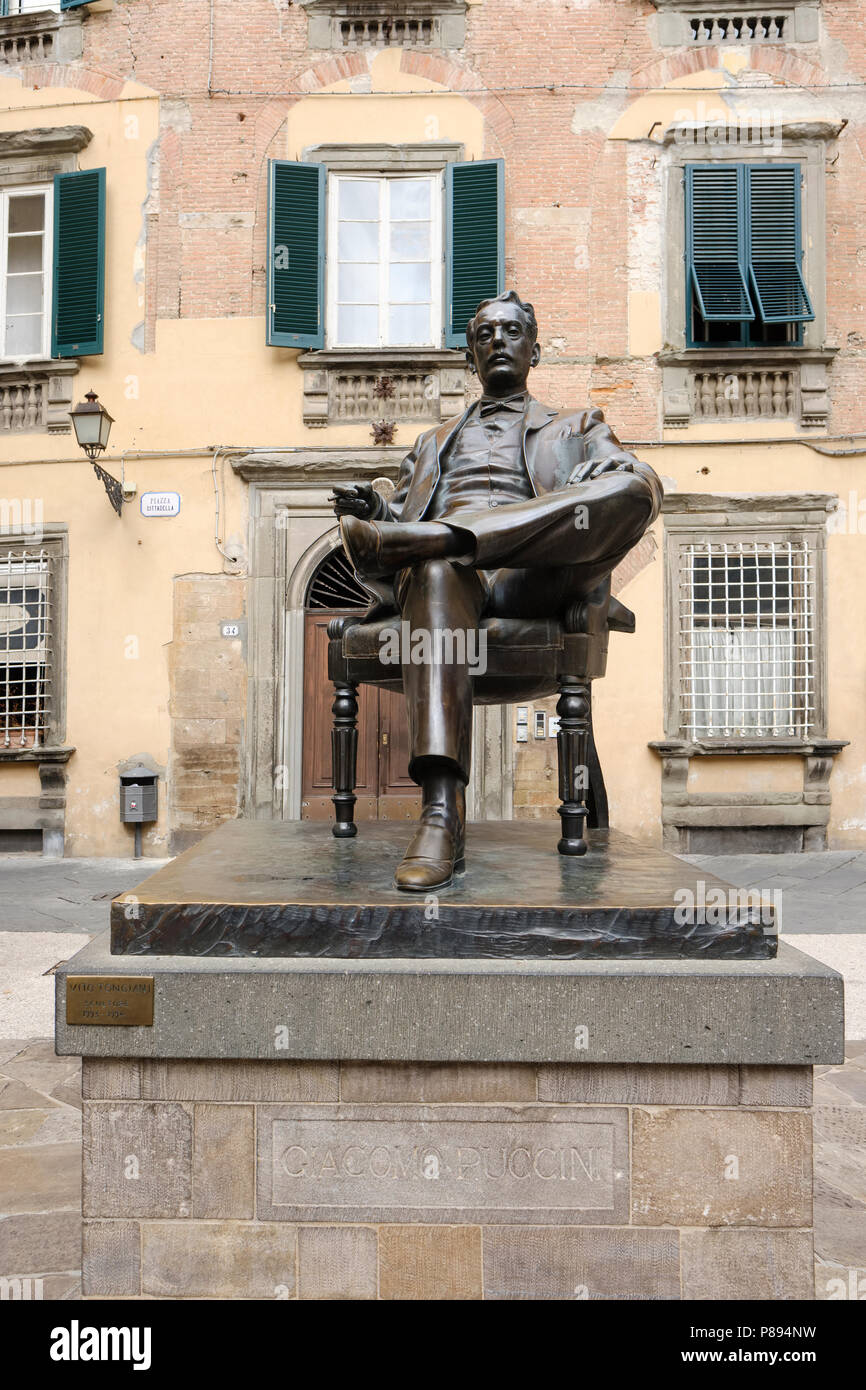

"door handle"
[381,732,389,745]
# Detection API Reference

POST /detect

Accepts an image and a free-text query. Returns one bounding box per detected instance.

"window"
[306,546,372,610]
[0,1,90,11]
[0,544,53,748]
[0,2,61,13]
[676,537,815,739]
[267,155,503,351]
[0,168,104,364]
[0,185,51,360]
[327,175,440,349]
[686,162,814,348]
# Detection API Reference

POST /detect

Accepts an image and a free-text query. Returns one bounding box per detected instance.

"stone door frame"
[237,451,513,824]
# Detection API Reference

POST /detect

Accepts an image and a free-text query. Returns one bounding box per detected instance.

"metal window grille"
[0,546,51,747]
[678,537,814,739]
[305,546,373,610]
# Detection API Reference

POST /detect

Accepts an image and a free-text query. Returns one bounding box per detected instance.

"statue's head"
[466,290,541,396]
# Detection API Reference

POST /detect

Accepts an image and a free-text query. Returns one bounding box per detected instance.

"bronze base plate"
[110,820,776,960]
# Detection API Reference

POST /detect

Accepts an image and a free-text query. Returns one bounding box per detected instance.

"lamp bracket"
[92,461,124,518]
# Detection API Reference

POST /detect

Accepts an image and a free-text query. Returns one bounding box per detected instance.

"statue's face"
[469,302,541,395]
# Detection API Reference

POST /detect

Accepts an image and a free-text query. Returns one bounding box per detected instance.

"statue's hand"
[568,454,636,485]
[330,482,378,519]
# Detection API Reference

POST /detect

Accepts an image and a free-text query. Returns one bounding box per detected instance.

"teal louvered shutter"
[51,168,105,358]
[685,164,754,322]
[747,164,814,324]
[445,159,504,348]
[61,1,93,10]
[267,160,325,349]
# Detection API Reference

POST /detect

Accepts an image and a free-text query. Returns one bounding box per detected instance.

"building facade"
[0,0,863,857]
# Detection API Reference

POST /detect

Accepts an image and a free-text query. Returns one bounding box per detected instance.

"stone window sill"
[650,738,846,757]
[0,359,80,434]
[660,348,837,429]
[0,746,74,763]
[298,347,467,428]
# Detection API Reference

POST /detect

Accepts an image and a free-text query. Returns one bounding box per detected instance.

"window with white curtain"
[677,537,816,739]
[327,174,440,348]
[0,185,52,361]
[0,546,52,748]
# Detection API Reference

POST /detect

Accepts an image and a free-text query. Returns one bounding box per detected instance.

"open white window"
[327,174,441,349]
[0,184,52,361]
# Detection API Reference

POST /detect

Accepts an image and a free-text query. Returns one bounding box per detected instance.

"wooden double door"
[301,610,421,822]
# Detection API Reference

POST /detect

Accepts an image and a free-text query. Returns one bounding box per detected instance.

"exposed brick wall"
[71,0,866,438]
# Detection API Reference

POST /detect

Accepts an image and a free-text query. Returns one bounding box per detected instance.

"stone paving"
[0,850,863,1301]
[0,1038,82,1300]
[683,849,866,933]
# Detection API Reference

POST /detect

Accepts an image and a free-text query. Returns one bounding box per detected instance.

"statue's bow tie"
[479,393,527,419]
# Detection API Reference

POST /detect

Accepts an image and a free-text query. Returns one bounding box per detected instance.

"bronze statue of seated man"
[331,290,663,893]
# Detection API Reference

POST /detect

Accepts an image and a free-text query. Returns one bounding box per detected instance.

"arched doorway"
[300,547,421,822]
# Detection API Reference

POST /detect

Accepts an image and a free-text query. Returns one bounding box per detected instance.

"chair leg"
[331,680,359,839]
[556,679,590,856]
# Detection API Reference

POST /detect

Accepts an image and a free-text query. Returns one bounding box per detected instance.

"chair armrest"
[607,597,636,634]
[327,616,356,641]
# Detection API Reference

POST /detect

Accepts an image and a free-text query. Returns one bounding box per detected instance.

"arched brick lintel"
[631,44,829,92]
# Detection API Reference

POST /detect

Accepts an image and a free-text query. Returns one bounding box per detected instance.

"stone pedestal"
[56,936,843,1300]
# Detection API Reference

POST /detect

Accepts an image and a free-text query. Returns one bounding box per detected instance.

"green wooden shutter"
[267,160,325,349]
[685,164,754,322]
[445,159,504,348]
[51,168,105,359]
[747,164,814,324]
[61,1,92,9]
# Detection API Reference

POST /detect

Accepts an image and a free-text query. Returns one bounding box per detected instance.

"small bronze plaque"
[66,976,154,1026]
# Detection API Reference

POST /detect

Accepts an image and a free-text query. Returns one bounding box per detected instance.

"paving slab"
[0,858,171,934]
[0,932,91,1039]
[0,1074,59,1111]
[0,1211,82,1276]
[680,852,866,933]
[0,1141,81,1215]
[0,1107,80,1148]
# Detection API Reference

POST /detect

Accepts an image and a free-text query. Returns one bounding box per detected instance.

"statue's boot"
[394,766,466,892]
[341,516,469,581]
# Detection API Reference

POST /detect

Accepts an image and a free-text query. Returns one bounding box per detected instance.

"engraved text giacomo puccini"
[278,1141,607,1183]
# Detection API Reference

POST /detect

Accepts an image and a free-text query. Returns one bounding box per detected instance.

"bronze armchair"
[327,578,635,857]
